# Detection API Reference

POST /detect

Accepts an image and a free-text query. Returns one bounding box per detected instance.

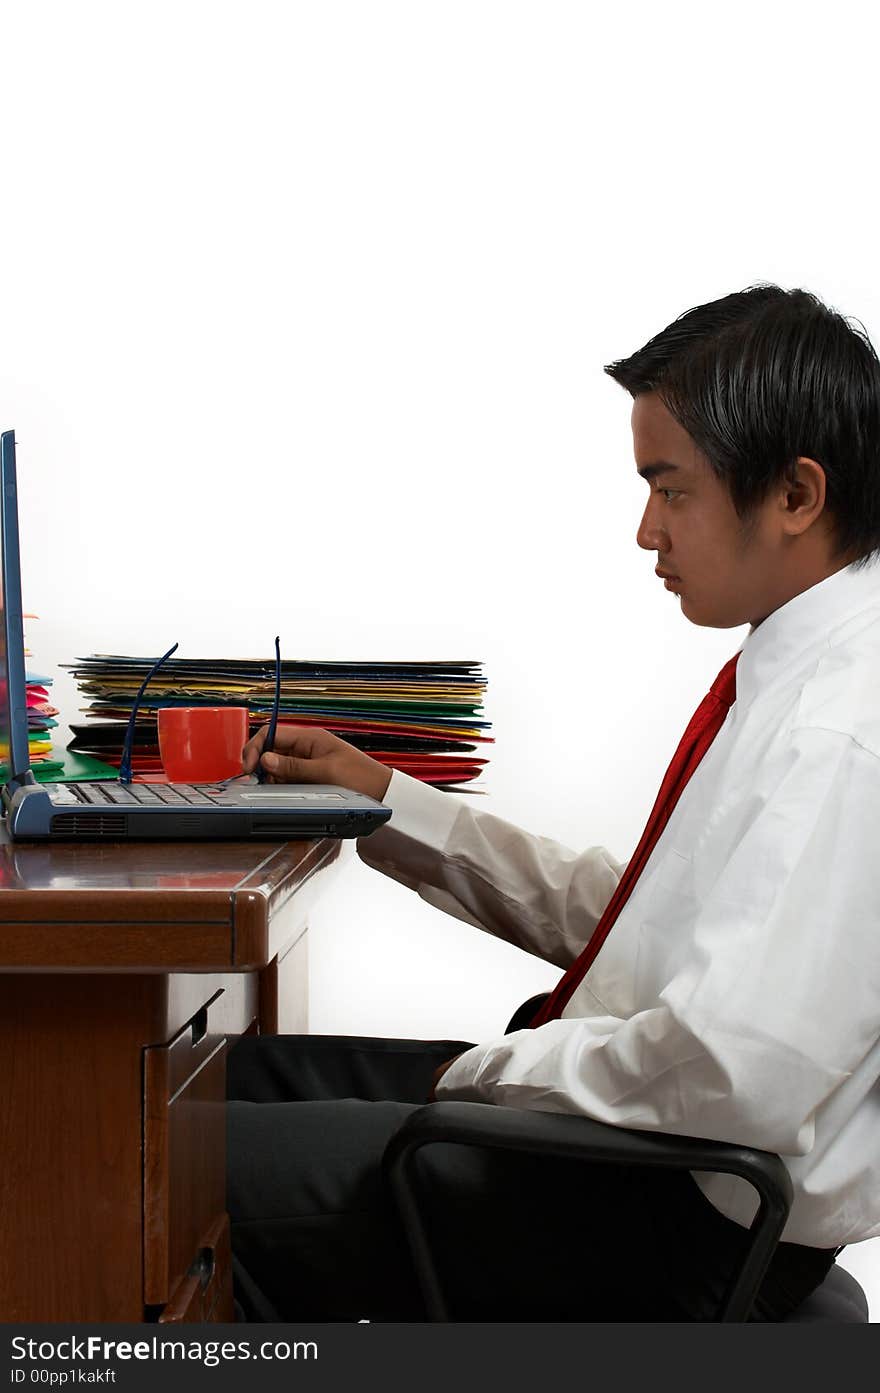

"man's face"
[632,392,788,628]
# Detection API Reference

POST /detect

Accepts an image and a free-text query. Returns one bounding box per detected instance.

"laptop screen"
[0,431,33,786]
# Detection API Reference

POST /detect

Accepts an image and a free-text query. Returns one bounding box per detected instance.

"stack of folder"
[24,617,62,774]
[63,655,492,789]
[26,674,58,767]
[7,621,114,785]
[5,619,117,783]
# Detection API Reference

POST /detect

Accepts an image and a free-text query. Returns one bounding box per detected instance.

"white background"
[1,0,877,1317]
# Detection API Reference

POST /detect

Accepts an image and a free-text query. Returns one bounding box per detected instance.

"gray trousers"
[225,1034,837,1322]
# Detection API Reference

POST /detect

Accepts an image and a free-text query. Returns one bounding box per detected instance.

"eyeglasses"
[118,637,283,785]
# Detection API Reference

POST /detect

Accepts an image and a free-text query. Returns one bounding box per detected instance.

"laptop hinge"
[4,770,37,805]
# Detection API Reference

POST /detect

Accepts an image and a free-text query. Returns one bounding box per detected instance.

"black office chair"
[382,994,870,1323]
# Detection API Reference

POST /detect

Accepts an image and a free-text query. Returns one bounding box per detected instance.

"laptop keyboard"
[69,781,223,807]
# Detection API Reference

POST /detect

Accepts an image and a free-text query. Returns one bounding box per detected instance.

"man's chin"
[680,598,711,627]
[680,594,749,629]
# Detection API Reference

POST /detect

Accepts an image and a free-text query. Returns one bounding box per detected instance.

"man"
[227,285,880,1321]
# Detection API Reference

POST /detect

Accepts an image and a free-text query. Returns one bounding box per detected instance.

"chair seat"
[783,1264,869,1322]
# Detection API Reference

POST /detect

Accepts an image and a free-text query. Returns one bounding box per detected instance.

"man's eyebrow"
[637,461,681,482]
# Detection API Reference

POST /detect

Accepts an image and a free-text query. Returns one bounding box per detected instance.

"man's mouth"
[656,566,682,592]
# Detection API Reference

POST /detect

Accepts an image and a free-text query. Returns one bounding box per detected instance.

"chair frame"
[382,1100,794,1322]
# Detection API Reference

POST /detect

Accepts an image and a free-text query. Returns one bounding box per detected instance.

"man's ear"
[779,457,827,537]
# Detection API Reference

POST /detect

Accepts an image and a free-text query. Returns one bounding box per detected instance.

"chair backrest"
[501,992,870,1322]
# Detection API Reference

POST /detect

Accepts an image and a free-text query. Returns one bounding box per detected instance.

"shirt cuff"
[433,1042,490,1098]
[376,767,465,853]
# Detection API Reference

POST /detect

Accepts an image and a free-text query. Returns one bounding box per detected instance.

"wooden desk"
[0,831,343,1322]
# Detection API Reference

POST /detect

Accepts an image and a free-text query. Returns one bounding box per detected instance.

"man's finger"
[244,724,330,774]
[241,724,271,773]
[260,751,327,784]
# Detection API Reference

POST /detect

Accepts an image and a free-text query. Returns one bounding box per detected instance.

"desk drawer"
[144,978,256,1306]
[159,1213,233,1323]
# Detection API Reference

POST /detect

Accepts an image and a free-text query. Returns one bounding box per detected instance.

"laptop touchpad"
[238,788,347,801]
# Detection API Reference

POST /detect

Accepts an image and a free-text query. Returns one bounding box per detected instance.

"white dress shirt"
[357,558,880,1247]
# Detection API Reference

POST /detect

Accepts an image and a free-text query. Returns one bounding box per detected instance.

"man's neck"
[749,546,859,631]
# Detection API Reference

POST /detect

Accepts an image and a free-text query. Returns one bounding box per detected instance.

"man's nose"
[636,499,669,552]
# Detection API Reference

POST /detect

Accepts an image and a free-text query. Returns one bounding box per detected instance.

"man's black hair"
[604,285,880,567]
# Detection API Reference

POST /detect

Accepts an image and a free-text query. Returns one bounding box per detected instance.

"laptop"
[0,429,392,841]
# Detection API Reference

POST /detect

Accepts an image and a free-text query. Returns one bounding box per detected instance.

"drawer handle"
[191,1006,208,1046]
[189,1245,216,1291]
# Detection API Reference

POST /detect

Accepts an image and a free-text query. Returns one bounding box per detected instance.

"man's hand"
[242,724,393,802]
[427,1055,461,1101]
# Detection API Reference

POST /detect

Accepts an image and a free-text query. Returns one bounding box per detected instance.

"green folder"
[31,751,119,783]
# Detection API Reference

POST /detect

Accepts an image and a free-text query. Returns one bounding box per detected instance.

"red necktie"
[529,654,740,1028]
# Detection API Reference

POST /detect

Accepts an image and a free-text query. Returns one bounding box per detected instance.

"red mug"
[157,706,249,783]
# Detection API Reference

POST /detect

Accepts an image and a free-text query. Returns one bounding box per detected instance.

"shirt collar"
[734,555,880,711]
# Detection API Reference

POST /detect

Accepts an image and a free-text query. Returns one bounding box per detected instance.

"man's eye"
[658,488,681,501]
